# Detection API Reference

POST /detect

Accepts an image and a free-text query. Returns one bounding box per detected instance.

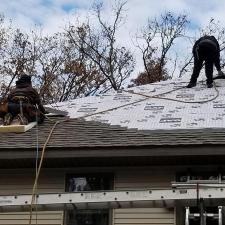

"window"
[221,172,225,181]
[176,172,219,182]
[65,173,113,225]
[186,206,219,225]
[176,171,220,183]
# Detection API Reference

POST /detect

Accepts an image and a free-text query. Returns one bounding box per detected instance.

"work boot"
[186,82,196,88]
[207,83,213,88]
[218,70,225,76]
[10,114,28,125]
[3,113,13,126]
[10,116,21,125]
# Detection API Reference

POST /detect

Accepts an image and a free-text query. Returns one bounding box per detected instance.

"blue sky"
[0,0,225,76]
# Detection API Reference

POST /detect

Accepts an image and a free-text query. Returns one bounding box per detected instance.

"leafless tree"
[58,37,106,102]
[66,0,135,91]
[34,33,65,103]
[35,31,107,103]
[2,8,225,104]
[0,15,11,95]
[157,12,188,77]
[135,12,188,85]
[0,28,39,97]
[0,15,10,55]
[178,55,193,78]
[135,21,158,83]
[129,59,168,87]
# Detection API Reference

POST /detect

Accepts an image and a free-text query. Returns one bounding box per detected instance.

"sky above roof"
[1,0,224,32]
[1,0,225,76]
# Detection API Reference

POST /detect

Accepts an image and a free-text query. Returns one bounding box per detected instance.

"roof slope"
[1,78,225,149]
[0,116,225,149]
[50,78,225,131]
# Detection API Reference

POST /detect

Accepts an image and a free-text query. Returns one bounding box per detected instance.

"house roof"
[0,77,225,149]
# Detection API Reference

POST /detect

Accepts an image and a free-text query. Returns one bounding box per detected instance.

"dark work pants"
[8,102,21,117]
[190,41,219,85]
[8,102,44,123]
[190,57,214,85]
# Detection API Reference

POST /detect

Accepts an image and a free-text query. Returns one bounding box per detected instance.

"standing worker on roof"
[187,35,224,88]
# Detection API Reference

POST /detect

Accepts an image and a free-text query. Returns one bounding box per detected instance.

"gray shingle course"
[0,116,225,149]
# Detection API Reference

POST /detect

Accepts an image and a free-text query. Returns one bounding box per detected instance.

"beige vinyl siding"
[0,170,64,225]
[115,169,174,189]
[0,171,64,194]
[114,208,174,225]
[0,212,63,225]
[114,168,175,225]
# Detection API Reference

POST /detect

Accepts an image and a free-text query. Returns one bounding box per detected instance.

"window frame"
[175,171,221,183]
[64,172,114,225]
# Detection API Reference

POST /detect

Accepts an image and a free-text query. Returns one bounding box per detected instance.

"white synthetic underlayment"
[49,78,225,130]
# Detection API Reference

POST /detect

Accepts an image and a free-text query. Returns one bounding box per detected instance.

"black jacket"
[193,35,221,71]
[193,35,219,53]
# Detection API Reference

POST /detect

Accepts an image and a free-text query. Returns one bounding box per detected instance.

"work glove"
[218,70,225,76]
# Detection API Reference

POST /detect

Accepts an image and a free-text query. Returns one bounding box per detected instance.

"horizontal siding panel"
[0,175,63,184]
[116,171,174,180]
[0,221,61,225]
[114,218,174,224]
[0,212,62,219]
[115,170,174,190]
[115,182,170,189]
[0,184,63,189]
[114,208,174,225]
[115,213,174,219]
[115,208,173,213]
[114,169,175,225]
[0,189,63,195]
[114,223,174,225]
[0,171,64,225]
[0,187,63,195]
[0,172,64,195]
[0,211,63,225]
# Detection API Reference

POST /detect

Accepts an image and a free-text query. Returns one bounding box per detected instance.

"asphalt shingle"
[0,116,225,149]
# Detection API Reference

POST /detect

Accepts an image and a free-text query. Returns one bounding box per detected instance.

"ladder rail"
[0,187,225,211]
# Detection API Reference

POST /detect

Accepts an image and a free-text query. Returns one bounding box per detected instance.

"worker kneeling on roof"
[1,74,46,126]
[187,35,224,88]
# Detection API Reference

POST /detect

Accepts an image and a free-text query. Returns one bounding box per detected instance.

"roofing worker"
[4,74,46,125]
[187,35,224,88]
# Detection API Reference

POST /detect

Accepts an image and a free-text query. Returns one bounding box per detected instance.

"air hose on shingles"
[123,80,219,104]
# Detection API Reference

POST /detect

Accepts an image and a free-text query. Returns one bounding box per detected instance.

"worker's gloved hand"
[218,70,225,76]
